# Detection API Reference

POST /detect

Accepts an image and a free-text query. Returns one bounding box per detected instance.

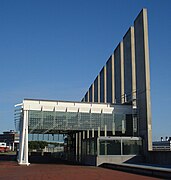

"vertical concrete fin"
[100,67,105,103]
[92,83,94,103]
[111,54,115,104]
[114,42,124,104]
[89,85,92,102]
[123,26,136,102]
[94,76,98,102]
[120,41,124,104]
[104,65,107,103]
[85,92,88,102]
[131,26,136,100]
[134,8,152,151]
[98,74,100,103]
[87,90,90,103]
[106,55,114,103]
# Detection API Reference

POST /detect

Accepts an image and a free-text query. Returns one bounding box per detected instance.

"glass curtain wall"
[82,137,142,156]
[82,138,97,156]
[28,110,136,136]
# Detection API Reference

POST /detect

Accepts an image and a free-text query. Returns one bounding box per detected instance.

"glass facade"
[14,100,137,136]
[28,110,135,135]
[82,137,142,156]
[122,139,142,155]
[82,138,97,156]
[100,140,121,155]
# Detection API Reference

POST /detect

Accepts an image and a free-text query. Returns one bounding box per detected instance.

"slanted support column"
[18,110,30,166]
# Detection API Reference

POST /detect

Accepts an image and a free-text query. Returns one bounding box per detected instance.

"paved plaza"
[0,161,158,180]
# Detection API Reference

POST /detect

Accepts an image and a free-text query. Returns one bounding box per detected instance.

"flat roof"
[15,98,133,116]
[24,98,111,105]
[23,98,131,106]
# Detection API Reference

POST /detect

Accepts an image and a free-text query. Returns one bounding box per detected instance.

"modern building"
[15,8,152,166]
[15,99,141,165]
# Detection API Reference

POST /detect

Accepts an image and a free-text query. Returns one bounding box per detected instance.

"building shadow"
[0,154,17,161]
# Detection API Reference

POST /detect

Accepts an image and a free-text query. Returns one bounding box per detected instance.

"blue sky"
[0,0,170,140]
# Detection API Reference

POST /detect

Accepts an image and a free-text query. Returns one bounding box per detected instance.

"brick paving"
[0,161,158,180]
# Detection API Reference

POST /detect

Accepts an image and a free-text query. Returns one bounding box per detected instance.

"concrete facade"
[82,9,152,154]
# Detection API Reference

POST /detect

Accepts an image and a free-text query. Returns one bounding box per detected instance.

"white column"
[25,111,29,164]
[18,110,30,166]
[18,118,23,162]
[87,130,89,139]
[112,122,115,135]
[82,131,85,140]
[18,111,26,164]
[98,127,100,137]
[12,142,14,151]
[122,120,125,134]
[104,125,107,137]
[92,129,94,138]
